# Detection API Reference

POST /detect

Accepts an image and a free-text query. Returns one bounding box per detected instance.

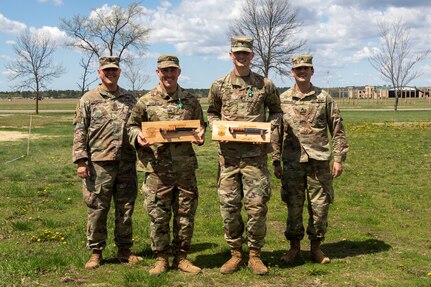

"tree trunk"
[394,91,399,112]
[36,91,39,114]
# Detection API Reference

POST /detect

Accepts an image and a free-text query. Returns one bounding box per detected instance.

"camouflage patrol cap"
[231,36,253,53]
[99,56,120,70]
[292,54,313,68]
[157,55,180,69]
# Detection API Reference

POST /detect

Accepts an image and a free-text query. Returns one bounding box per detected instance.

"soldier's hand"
[191,128,205,145]
[332,162,343,178]
[274,165,282,179]
[137,132,152,147]
[77,161,90,179]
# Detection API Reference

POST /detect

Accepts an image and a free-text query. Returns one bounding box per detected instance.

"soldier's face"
[230,51,254,68]
[156,67,181,92]
[291,66,314,83]
[99,68,121,86]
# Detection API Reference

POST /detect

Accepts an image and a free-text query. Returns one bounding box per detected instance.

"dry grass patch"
[0,131,57,142]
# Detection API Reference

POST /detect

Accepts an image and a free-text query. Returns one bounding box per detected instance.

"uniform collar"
[229,71,257,88]
[156,83,183,102]
[98,85,122,99]
[292,83,316,99]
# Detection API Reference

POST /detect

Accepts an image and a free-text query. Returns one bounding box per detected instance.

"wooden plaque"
[211,120,271,143]
[141,120,201,143]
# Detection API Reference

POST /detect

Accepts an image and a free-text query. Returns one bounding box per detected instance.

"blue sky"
[1,0,431,91]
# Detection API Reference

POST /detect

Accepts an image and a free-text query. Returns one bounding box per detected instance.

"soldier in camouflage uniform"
[127,55,205,276]
[272,54,349,264]
[207,36,282,275]
[73,56,143,269]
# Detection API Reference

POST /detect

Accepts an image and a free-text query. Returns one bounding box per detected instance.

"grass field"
[0,101,430,287]
[0,99,78,110]
[1,96,431,111]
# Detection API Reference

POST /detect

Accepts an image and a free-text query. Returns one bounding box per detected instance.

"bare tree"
[369,18,430,111]
[5,29,65,114]
[77,52,98,96]
[229,0,305,78]
[60,1,150,58]
[122,57,149,94]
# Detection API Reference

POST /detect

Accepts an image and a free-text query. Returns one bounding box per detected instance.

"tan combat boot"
[280,240,302,264]
[220,247,244,274]
[310,240,330,264]
[149,252,169,276]
[85,250,103,270]
[172,252,202,274]
[248,248,268,275]
[117,248,143,264]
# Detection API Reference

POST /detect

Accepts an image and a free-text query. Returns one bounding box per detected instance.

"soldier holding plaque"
[127,55,205,276]
[207,36,282,275]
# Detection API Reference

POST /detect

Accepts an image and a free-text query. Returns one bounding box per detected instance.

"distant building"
[350,86,389,98]
[323,86,430,99]
[388,87,421,98]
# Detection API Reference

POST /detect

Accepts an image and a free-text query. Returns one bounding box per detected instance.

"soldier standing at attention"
[207,36,282,275]
[272,54,349,264]
[127,55,205,276]
[73,56,143,269]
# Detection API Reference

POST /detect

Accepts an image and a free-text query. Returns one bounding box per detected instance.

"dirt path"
[0,131,58,142]
[0,131,31,142]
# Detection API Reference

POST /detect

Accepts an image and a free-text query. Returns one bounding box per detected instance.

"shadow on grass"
[264,238,391,267]
[191,242,219,253]
[194,247,232,269]
[323,239,391,259]
[102,239,391,269]
[104,242,219,266]
[102,245,153,265]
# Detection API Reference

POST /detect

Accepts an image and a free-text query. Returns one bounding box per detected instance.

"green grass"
[337,97,431,109]
[0,98,78,110]
[0,97,430,112]
[0,108,430,286]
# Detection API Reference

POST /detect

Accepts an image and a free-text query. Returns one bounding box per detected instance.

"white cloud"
[37,0,63,6]
[351,47,373,62]
[288,2,431,83]
[29,26,68,47]
[2,69,15,77]
[0,54,14,61]
[0,14,26,34]
[147,0,242,58]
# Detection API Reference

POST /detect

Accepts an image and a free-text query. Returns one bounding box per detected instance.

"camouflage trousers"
[218,154,271,249]
[281,159,334,241]
[143,171,198,254]
[82,160,137,250]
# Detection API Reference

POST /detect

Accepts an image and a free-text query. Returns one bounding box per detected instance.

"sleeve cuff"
[333,155,346,163]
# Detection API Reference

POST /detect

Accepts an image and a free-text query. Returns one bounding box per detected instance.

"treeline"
[0,90,83,99]
[0,87,290,100]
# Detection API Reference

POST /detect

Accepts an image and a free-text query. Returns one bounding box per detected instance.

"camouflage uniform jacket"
[207,71,282,158]
[72,85,137,163]
[127,84,205,173]
[272,84,349,164]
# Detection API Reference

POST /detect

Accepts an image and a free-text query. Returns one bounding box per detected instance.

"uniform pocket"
[310,100,326,127]
[82,180,99,209]
[247,91,265,114]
